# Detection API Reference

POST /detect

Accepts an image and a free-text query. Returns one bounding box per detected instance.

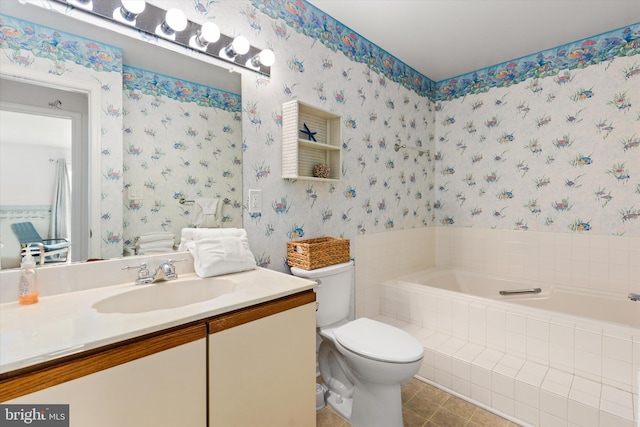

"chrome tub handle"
[499,288,542,296]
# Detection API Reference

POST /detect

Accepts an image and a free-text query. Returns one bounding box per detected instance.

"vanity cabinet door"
[208,291,316,427]
[5,325,207,427]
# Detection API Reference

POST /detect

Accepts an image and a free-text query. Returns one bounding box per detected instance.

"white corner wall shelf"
[282,100,342,182]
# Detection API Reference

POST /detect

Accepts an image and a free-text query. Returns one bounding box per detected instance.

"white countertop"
[0,267,316,374]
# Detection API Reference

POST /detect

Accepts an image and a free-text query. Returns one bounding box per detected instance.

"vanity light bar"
[52,0,273,76]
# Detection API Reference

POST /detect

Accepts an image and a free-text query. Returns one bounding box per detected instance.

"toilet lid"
[333,318,424,363]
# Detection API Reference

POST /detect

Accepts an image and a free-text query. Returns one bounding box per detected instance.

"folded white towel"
[219,236,245,262]
[137,232,175,244]
[178,228,244,251]
[137,241,174,250]
[193,198,222,228]
[184,230,256,278]
[139,231,174,238]
[137,247,175,255]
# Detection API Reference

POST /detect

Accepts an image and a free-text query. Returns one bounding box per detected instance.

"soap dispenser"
[18,250,39,305]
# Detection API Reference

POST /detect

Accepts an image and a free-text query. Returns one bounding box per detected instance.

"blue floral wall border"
[0,13,241,113]
[0,13,122,73]
[251,0,437,99]
[122,67,241,113]
[252,1,640,102]
[440,24,640,101]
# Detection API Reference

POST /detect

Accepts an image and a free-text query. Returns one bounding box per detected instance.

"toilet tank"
[290,261,353,327]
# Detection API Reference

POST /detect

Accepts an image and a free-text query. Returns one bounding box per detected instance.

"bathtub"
[379,267,638,427]
[395,268,640,328]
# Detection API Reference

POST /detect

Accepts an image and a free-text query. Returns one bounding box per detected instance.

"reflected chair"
[10,222,70,265]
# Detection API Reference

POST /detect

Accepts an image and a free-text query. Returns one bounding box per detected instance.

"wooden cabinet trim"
[208,289,316,334]
[0,289,315,402]
[0,323,206,402]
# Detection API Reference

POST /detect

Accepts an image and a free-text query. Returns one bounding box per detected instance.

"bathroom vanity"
[0,261,317,427]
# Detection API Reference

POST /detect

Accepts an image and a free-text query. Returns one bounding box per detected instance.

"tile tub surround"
[354,227,639,321]
[435,227,640,299]
[351,228,639,426]
[354,227,436,318]
[377,279,638,427]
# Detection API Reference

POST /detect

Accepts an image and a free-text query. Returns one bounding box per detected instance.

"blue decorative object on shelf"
[300,123,317,142]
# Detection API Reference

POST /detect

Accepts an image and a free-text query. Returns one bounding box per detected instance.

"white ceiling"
[0,110,72,149]
[307,0,640,82]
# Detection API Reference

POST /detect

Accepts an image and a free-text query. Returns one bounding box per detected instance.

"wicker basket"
[287,237,350,270]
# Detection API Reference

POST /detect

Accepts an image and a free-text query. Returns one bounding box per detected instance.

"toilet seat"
[333,318,423,363]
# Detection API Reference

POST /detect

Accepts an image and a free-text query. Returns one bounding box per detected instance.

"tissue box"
[287,237,350,270]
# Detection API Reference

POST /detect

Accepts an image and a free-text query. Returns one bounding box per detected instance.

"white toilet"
[291,261,424,427]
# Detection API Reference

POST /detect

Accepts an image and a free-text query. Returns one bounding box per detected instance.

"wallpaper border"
[123,66,242,113]
[252,2,639,102]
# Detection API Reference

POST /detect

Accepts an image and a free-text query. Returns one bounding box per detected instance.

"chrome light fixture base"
[51,0,272,76]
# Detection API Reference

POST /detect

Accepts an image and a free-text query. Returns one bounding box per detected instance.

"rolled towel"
[193,198,222,228]
[178,227,244,251]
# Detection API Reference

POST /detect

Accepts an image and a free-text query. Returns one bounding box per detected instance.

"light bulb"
[220,35,250,60]
[258,49,275,66]
[247,49,275,69]
[114,0,145,24]
[159,8,187,36]
[195,22,220,47]
[231,36,250,55]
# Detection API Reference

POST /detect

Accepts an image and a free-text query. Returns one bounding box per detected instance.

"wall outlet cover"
[248,189,262,214]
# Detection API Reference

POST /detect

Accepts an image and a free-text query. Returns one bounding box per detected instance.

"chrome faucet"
[123,259,186,285]
[154,260,180,281]
[629,293,640,302]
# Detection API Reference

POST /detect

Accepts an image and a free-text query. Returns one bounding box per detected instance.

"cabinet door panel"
[209,303,316,426]
[8,339,207,427]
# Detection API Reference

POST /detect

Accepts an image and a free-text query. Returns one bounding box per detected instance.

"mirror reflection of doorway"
[0,78,88,269]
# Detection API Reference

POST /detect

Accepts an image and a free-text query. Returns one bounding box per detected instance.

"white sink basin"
[93,278,237,314]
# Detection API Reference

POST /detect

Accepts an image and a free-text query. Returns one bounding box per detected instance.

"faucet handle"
[122,262,153,284]
[122,262,148,272]
[137,262,150,280]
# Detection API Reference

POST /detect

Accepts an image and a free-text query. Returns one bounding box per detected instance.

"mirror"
[0,2,242,269]
[0,89,89,267]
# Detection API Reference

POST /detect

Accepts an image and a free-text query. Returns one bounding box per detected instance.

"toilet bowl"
[319,318,423,426]
[291,261,424,427]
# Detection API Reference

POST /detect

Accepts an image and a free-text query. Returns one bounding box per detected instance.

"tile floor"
[316,378,522,427]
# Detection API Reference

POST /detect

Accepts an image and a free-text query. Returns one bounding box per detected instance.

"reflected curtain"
[50,158,70,240]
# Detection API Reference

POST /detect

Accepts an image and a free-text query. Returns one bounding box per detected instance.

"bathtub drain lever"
[499,288,542,296]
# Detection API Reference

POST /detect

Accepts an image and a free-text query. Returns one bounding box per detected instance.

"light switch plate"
[248,189,262,214]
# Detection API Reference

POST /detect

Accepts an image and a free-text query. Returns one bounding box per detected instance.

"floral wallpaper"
[0,13,124,259]
[122,66,243,251]
[230,0,438,270]
[4,2,638,274]
[234,2,638,271]
[137,1,639,272]
[433,56,640,236]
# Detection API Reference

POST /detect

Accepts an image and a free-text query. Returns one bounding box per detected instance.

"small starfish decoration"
[299,123,317,142]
